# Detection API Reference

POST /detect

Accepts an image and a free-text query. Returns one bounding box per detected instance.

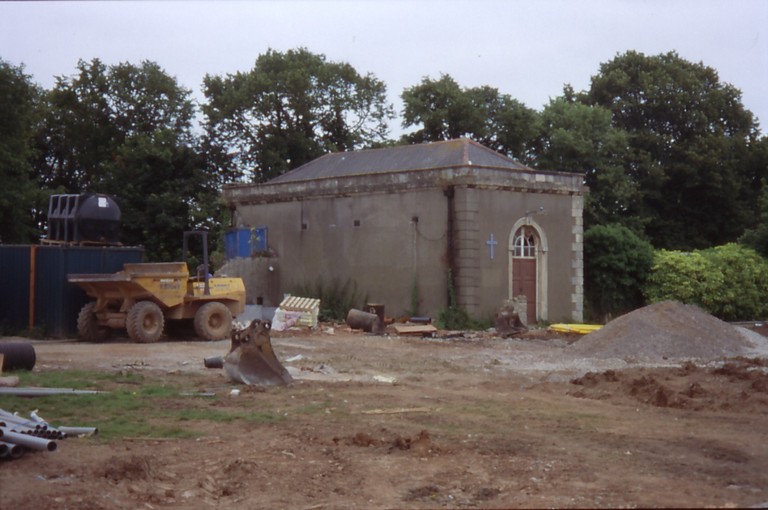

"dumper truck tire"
[127,301,164,343]
[77,302,108,342]
[194,302,232,341]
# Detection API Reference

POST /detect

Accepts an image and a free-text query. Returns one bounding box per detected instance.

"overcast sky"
[2,0,767,137]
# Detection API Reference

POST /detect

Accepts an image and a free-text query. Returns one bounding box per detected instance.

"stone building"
[221,138,586,324]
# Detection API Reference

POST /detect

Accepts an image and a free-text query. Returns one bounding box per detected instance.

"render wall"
[230,184,583,323]
[232,188,451,318]
[452,186,582,322]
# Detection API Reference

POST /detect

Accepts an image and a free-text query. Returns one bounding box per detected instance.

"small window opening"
[513,228,537,258]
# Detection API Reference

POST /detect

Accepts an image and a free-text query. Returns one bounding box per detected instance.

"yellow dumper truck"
[68,232,245,342]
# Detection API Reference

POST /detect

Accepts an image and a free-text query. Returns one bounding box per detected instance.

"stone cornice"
[223,165,587,206]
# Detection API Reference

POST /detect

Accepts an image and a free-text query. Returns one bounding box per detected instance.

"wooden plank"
[280,296,320,312]
[359,406,439,415]
[391,324,438,336]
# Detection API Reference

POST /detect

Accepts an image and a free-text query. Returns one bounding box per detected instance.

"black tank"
[47,194,121,244]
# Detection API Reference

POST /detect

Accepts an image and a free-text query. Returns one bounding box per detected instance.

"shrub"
[644,244,768,321]
[437,269,483,330]
[584,224,654,321]
[643,250,723,309]
[703,244,768,320]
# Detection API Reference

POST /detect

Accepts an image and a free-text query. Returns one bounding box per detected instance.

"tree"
[36,59,117,191]
[400,74,539,162]
[536,95,645,232]
[38,59,197,191]
[38,59,218,261]
[0,60,45,243]
[583,224,654,321]
[103,131,218,261]
[739,176,768,257]
[202,48,394,183]
[585,51,760,249]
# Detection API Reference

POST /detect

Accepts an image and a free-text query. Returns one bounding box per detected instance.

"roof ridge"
[465,137,536,171]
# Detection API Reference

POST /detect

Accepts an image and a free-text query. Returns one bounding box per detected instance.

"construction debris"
[346,308,384,334]
[494,300,528,338]
[569,300,768,360]
[0,375,20,387]
[0,387,105,397]
[387,324,438,337]
[0,342,36,371]
[548,324,602,335]
[213,320,293,386]
[0,408,97,461]
[272,296,320,331]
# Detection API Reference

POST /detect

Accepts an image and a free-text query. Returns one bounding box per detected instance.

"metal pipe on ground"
[0,415,42,432]
[204,356,224,369]
[346,308,383,334]
[0,343,36,371]
[0,387,104,397]
[0,409,30,423]
[0,440,24,459]
[0,427,57,451]
[57,426,97,437]
[0,411,59,436]
[29,410,48,425]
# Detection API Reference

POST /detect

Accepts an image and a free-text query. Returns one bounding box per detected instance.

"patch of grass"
[11,369,146,389]
[292,401,335,415]
[0,369,285,440]
[176,408,284,424]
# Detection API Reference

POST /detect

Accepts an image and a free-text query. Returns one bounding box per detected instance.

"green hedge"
[644,243,768,321]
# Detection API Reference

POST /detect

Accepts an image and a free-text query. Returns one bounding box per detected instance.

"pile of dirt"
[567,358,768,412]
[570,300,768,361]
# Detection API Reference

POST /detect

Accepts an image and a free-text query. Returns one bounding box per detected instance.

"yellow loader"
[68,232,245,342]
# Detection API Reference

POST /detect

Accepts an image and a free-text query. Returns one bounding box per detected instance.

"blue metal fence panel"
[0,245,144,338]
[0,245,32,334]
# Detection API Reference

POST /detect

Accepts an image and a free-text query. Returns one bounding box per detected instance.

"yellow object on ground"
[548,323,603,335]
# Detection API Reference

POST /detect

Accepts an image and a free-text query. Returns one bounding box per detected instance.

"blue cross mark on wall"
[486,233,498,259]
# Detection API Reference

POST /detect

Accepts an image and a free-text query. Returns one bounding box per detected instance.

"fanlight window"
[513,228,536,258]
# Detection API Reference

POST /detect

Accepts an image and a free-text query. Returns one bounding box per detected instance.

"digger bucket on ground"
[223,320,293,386]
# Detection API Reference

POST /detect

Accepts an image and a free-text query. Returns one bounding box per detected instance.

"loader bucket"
[223,320,293,386]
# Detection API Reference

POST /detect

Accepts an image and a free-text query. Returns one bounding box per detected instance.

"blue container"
[225,227,268,259]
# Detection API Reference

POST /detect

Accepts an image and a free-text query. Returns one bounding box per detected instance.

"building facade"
[222,138,586,324]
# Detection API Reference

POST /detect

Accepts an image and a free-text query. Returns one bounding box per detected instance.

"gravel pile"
[569,301,768,361]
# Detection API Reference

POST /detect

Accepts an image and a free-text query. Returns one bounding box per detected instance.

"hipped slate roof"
[223,138,585,205]
[268,138,533,184]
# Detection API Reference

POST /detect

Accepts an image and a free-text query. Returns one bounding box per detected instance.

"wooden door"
[512,227,537,325]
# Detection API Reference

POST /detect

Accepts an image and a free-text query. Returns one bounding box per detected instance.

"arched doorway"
[508,219,548,325]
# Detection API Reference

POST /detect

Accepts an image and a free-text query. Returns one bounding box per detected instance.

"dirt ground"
[2,313,768,509]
